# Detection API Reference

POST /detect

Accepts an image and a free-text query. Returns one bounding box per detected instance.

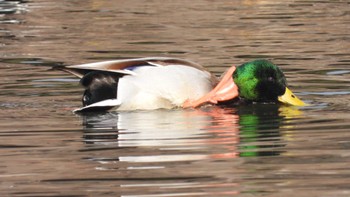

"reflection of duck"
[82,109,216,147]
[237,104,285,157]
[81,105,303,160]
[56,57,305,112]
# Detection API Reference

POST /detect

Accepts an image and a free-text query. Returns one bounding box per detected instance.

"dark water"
[1,0,350,196]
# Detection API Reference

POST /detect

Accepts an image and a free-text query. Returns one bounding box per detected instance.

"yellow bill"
[278,87,306,106]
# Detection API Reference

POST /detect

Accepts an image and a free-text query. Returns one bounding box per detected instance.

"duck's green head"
[233,59,305,106]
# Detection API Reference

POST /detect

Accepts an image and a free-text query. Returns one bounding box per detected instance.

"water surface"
[1,0,350,196]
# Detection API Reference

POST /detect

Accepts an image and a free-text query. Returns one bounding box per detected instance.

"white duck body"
[57,57,218,111]
[117,65,213,110]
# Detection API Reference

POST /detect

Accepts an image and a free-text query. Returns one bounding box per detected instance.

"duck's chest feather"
[116,65,214,110]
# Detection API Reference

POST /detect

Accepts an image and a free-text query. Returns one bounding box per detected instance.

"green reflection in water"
[237,104,301,157]
[239,114,259,157]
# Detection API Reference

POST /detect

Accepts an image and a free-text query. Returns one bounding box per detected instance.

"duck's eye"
[267,76,274,82]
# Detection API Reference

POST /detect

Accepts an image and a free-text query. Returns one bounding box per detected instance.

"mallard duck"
[55,57,305,112]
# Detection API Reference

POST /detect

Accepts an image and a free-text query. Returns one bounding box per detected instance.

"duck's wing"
[55,57,216,81]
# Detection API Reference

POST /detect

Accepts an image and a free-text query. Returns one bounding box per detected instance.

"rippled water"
[1,0,350,196]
